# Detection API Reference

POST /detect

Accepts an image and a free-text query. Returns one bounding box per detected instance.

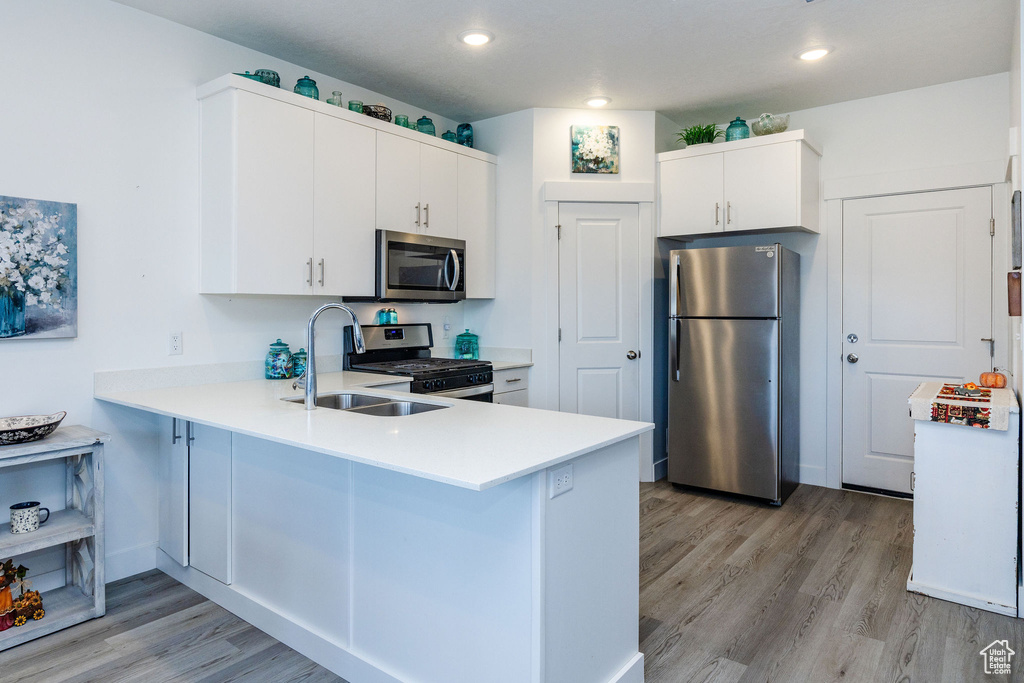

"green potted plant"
[677,123,724,147]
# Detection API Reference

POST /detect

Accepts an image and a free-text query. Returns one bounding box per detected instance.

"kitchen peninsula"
[95,370,651,683]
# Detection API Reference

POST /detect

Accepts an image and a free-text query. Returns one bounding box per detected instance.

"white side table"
[0,425,108,649]
[907,383,1019,616]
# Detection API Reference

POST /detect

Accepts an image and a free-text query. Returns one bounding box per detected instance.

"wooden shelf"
[0,585,100,651]
[0,509,94,556]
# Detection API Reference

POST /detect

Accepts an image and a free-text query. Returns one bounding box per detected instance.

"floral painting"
[0,195,77,339]
[571,125,620,174]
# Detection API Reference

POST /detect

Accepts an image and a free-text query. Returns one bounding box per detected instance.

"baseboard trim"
[608,652,645,683]
[907,567,1016,617]
[107,542,158,583]
[798,464,826,487]
[158,551,404,683]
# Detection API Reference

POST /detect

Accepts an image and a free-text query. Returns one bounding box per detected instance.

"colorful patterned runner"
[909,382,1018,431]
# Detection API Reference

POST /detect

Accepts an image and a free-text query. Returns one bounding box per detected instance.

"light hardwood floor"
[640,481,1024,683]
[1,483,1021,682]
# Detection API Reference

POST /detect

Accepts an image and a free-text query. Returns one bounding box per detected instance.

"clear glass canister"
[454,329,479,360]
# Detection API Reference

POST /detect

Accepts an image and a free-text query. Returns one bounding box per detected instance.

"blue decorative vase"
[416,116,436,136]
[725,117,750,142]
[456,123,474,148]
[292,348,307,379]
[254,69,280,87]
[293,76,319,100]
[442,130,457,142]
[454,329,479,360]
[0,288,26,338]
[265,339,294,379]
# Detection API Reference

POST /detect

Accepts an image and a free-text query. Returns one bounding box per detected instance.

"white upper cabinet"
[198,75,496,297]
[376,134,459,239]
[314,113,376,297]
[458,155,497,298]
[657,130,820,238]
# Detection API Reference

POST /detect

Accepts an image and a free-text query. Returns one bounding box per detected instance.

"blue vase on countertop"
[454,329,479,360]
[725,117,750,142]
[292,348,307,379]
[294,76,319,100]
[456,123,474,148]
[416,116,436,136]
[265,339,294,379]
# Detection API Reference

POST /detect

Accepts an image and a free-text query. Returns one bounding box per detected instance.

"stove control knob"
[438,379,446,389]
[467,374,476,384]
[423,380,434,391]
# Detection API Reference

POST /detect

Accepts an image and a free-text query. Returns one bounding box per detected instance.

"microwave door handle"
[442,249,453,289]
[449,249,461,291]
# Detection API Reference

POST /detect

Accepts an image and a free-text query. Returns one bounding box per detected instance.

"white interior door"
[558,203,640,421]
[842,187,993,494]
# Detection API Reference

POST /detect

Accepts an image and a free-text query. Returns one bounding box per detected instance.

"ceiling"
[114,0,1013,124]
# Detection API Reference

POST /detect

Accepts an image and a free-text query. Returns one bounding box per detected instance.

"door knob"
[626,350,639,360]
[847,353,859,363]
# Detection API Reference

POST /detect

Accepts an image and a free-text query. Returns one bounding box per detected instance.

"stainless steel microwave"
[376,230,466,302]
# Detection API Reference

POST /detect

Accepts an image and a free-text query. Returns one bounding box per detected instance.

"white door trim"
[543,199,656,481]
[824,175,1012,490]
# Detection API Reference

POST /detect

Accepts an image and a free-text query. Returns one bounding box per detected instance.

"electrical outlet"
[442,314,451,340]
[548,463,573,498]
[169,332,182,355]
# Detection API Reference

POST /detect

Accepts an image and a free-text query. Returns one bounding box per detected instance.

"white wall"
[0,0,465,585]
[686,73,1011,485]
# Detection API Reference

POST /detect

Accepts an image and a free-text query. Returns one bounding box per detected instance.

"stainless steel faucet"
[298,303,365,410]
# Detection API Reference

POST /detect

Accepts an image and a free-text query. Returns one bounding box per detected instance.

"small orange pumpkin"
[979,372,1007,388]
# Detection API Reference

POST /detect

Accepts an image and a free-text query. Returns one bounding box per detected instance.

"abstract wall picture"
[571,125,620,174]
[0,195,77,339]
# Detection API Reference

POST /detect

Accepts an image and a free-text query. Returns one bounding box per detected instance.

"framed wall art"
[571,125,620,174]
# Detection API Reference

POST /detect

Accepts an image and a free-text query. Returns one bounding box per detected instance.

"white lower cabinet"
[493,367,529,406]
[159,419,233,585]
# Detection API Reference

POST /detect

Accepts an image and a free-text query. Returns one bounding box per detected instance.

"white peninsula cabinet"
[196,75,497,299]
[658,129,820,238]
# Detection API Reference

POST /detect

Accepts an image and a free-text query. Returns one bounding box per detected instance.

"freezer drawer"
[668,318,780,501]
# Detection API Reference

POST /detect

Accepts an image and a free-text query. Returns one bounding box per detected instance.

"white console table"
[907,383,1019,616]
[0,426,108,650]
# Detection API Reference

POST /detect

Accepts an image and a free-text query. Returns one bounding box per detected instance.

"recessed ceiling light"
[586,96,611,107]
[797,46,831,61]
[459,30,493,46]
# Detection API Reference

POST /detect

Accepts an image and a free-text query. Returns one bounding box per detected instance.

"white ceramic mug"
[10,502,49,534]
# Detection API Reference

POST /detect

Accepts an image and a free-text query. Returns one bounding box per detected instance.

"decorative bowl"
[0,412,66,446]
[751,113,789,136]
[362,104,392,123]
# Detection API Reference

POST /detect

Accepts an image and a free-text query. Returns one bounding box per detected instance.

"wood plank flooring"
[641,481,1024,683]
[1,483,1021,682]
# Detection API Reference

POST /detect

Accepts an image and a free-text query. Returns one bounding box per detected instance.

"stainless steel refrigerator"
[667,244,799,505]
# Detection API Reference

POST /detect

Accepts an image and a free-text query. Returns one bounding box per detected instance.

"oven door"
[430,384,493,403]
[377,230,466,302]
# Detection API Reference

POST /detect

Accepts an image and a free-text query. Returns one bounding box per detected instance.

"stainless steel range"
[344,323,493,401]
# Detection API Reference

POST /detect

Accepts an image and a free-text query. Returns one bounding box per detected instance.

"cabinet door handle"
[727,201,732,224]
[715,202,720,226]
[415,202,421,227]
[318,258,325,287]
[306,258,313,285]
[186,421,195,445]
[172,418,181,444]
[424,203,430,229]
[505,377,522,384]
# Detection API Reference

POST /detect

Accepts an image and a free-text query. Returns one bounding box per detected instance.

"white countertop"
[95,371,650,491]
[490,360,533,371]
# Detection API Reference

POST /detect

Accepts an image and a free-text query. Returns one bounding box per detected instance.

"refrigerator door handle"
[669,254,681,318]
[671,319,681,382]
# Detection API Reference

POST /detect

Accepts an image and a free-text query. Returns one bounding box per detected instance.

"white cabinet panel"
[158,418,189,567]
[659,154,723,237]
[314,114,377,297]
[375,132,421,234]
[458,156,496,298]
[420,145,459,238]
[724,142,797,233]
[188,424,233,585]
[493,389,528,407]
[234,91,315,295]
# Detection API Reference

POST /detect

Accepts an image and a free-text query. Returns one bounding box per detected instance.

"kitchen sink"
[344,401,447,417]
[282,392,391,410]
[282,392,447,416]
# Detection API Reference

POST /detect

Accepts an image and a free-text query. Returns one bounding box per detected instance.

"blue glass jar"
[291,348,307,379]
[254,69,280,87]
[265,339,294,379]
[441,130,457,142]
[293,76,319,100]
[725,117,750,142]
[454,329,479,360]
[416,116,436,136]
[456,123,474,148]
